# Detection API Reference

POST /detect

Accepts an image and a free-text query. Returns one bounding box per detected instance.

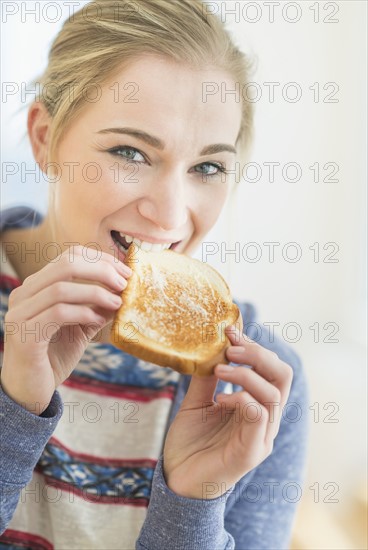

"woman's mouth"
[111,230,181,254]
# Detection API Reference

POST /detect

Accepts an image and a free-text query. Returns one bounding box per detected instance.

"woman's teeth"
[114,231,173,252]
[114,239,129,253]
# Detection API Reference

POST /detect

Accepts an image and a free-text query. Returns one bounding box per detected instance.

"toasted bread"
[111,243,242,376]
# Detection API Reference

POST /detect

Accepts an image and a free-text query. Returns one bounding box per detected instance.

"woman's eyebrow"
[97,127,163,149]
[201,143,237,155]
[96,127,237,155]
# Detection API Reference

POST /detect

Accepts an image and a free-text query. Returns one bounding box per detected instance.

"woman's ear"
[27,101,53,172]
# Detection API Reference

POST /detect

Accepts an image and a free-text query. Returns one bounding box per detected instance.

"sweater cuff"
[0,385,63,484]
[136,454,235,550]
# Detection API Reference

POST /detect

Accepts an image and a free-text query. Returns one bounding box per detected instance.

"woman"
[0,1,309,548]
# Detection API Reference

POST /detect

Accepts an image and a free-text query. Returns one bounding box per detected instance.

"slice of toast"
[111,243,242,376]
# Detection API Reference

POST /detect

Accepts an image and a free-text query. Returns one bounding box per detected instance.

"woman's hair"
[35,0,255,167]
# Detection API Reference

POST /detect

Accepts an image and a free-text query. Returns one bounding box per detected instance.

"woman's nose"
[137,179,188,231]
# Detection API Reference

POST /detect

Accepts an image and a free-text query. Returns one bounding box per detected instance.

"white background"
[1,1,367,547]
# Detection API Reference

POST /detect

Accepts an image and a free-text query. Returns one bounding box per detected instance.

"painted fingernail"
[228,346,243,355]
[216,365,234,373]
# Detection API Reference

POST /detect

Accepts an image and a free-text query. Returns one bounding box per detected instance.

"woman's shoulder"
[1,205,44,285]
[0,205,43,233]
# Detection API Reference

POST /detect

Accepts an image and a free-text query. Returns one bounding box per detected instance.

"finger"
[81,312,116,342]
[10,282,123,321]
[14,253,130,303]
[23,303,107,344]
[225,326,293,390]
[215,390,274,475]
[221,348,292,419]
[61,245,133,277]
[216,364,281,416]
[216,388,269,431]
[215,365,284,440]
[181,373,219,408]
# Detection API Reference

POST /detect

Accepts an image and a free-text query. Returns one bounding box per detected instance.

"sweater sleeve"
[136,325,310,550]
[0,384,64,534]
[135,453,236,550]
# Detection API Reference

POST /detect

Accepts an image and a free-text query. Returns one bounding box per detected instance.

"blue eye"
[194,162,226,176]
[108,146,145,162]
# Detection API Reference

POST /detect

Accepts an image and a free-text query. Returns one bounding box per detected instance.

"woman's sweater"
[0,206,310,550]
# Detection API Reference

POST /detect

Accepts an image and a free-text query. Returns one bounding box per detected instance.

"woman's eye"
[109,146,145,162]
[194,162,225,176]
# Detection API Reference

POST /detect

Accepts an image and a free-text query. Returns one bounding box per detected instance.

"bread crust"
[111,244,243,377]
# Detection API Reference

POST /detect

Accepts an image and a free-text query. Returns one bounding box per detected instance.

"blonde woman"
[0,1,309,548]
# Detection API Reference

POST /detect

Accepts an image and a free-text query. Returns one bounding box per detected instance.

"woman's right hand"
[1,245,132,415]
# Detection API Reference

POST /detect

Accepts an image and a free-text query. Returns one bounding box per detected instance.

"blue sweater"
[0,206,310,549]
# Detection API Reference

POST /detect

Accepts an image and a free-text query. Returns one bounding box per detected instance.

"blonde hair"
[35,0,255,167]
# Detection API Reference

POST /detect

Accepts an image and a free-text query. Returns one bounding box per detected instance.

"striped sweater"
[0,206,310,550]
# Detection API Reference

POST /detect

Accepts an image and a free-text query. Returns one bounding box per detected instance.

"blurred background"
[1,1,367,548]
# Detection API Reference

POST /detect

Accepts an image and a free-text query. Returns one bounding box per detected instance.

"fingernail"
[124,265,133,276]
[216,365,234,373]
[226,326,243,344]
[111,294,122,306]
[116,276,127,289]
[118,263,132,276]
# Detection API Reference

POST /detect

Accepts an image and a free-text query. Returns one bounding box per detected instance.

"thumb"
[82,312,114,342]
[181,372,219,408]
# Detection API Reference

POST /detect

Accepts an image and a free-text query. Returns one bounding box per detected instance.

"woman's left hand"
[163,325,294,499]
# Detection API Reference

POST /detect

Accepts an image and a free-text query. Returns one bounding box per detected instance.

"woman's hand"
[1,246,131,415]
[163,325,293,499]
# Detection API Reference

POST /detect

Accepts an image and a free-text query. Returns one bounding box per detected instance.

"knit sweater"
[0,206,310,550]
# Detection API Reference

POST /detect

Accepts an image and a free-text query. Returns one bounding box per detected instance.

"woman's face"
[48,55,242,260]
